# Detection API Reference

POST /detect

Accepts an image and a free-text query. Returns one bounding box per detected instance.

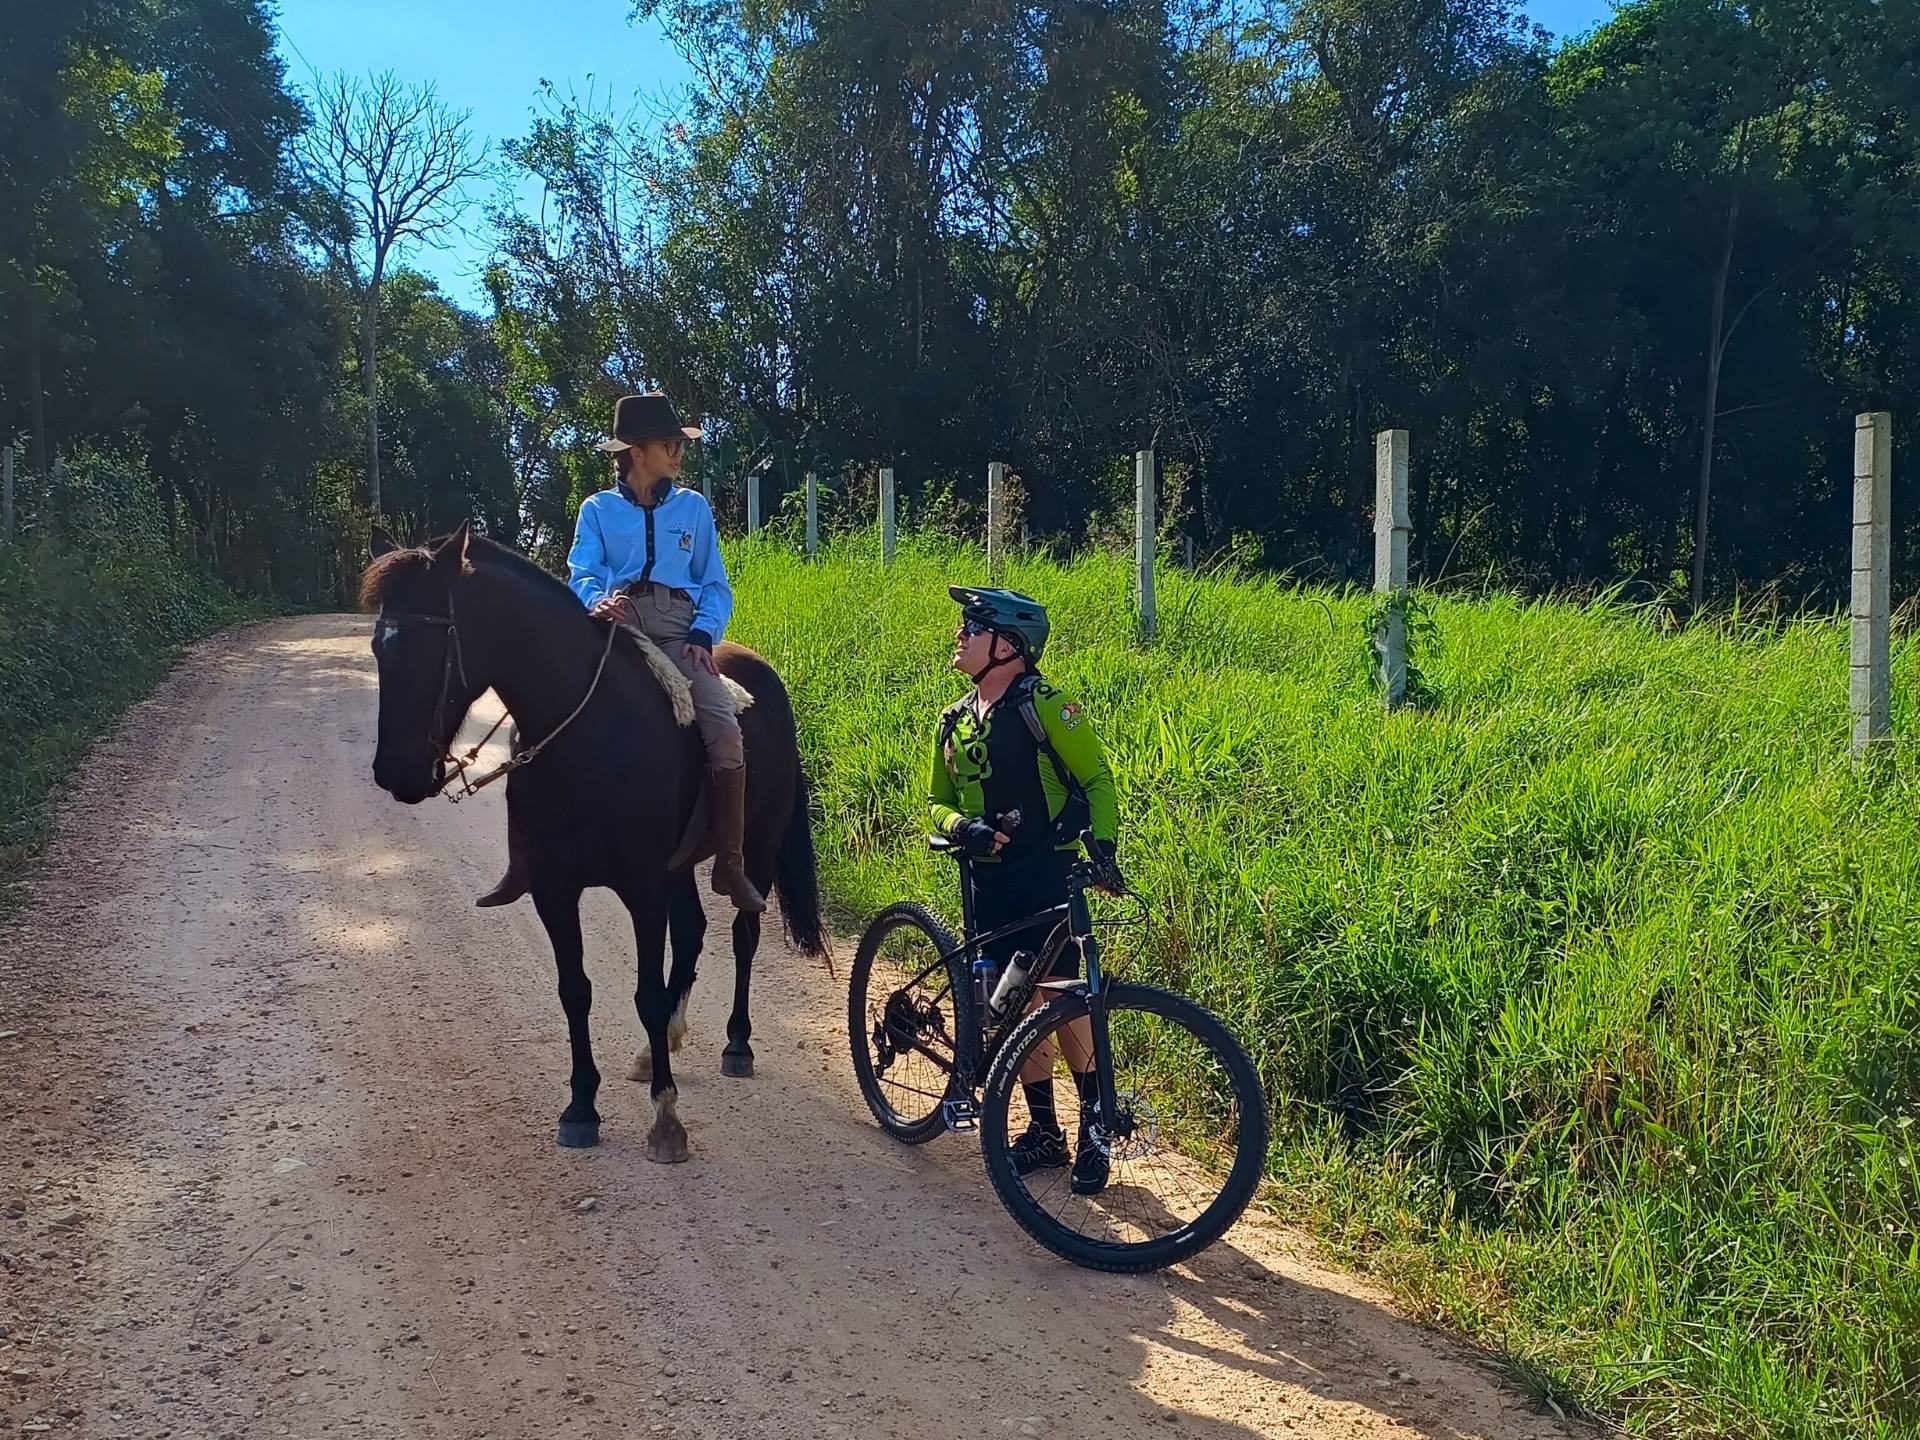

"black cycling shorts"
[968,848,1078,978]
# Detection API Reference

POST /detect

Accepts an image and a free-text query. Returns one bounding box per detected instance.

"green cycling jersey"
[929,675,1118,852]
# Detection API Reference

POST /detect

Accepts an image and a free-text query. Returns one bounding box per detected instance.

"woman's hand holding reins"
[591,595,635,624]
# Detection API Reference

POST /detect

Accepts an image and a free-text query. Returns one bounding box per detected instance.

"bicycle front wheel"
[979,982,1269,1272]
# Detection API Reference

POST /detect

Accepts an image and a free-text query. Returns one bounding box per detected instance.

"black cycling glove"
[954,818,1002,857]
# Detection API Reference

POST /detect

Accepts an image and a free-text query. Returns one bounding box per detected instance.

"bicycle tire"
[979,982,1269,1272]
[848,903,970,1143]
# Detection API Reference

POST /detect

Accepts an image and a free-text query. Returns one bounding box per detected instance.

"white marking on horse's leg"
[667,988,691,1052]
[633,993,691,1080]
[655,1086,678,1123]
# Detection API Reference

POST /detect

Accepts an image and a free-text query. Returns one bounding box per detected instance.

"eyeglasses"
[661,438,686,457]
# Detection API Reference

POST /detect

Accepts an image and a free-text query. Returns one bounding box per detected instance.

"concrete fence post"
[1374,429,1412,708]
[2,446,13,545]
[1135,448,1157,641]
[987,461,1006,578]
[805,471,819,556]
[748,470,762,536]
[1852,411,1894,756]
[880,466,896,564]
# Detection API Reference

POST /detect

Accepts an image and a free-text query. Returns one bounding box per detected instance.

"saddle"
[614,621,754,726]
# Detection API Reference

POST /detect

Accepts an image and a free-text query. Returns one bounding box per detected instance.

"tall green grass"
[727,532,1920,1440]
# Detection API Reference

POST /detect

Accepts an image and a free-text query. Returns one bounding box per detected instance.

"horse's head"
[360,521,486,804]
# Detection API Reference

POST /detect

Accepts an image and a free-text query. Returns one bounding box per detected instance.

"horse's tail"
[775,760,829,960]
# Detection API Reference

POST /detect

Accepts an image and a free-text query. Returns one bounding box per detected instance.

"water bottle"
[972,956,998,1010]
[987,949,1039,1021]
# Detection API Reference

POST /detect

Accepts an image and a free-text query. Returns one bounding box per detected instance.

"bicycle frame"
[923,845,1123,1134]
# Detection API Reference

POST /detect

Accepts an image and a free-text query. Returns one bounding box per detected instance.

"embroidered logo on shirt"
[675,528,693,551]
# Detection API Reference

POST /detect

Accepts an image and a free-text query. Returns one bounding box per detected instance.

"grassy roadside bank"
[728,534,1920,1439]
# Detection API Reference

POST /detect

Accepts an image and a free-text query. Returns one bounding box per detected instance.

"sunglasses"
[958,618,992,638]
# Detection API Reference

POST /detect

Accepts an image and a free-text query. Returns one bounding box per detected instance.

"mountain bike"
[847,828,1269,1273]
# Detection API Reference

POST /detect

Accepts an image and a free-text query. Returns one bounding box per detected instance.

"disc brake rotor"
[1088,1090,1158,1162]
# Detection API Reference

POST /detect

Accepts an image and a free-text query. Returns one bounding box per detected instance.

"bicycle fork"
[1072,886,1125,1141]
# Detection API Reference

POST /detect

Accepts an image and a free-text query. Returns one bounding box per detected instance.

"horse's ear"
[370,524,398,558]
[431,520,472,575]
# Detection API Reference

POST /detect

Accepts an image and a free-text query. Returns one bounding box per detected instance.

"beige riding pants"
[618,582,744,771]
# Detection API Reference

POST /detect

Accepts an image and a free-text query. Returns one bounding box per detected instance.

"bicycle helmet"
[949,585,1049,664]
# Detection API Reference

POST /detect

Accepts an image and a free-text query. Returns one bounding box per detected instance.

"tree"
[487,0,1919,605]
[371,269,516,545]
[1555,0,1882,609]
[297,70,485,521]
[0,2,179,480]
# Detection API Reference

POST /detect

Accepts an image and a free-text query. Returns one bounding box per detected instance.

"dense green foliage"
[499,0,1920,609]
[731,537,1920,1437]
[6,0,1917,608]
[0,457,258,912]
[0,0,515,599]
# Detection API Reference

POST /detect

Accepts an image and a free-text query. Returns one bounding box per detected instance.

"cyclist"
[929,585,1123,1195]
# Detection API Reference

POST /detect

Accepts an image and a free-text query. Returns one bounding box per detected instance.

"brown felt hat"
[593,392,703,451]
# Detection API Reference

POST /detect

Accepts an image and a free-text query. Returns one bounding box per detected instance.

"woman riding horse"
[478,392,764,913]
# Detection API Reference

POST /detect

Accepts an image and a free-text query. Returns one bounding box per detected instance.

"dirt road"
[0,616,1584,1440]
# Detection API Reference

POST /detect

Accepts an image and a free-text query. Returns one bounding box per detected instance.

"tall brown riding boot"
[708,765,765,913]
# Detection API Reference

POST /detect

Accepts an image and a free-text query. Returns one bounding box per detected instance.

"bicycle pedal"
[941,1098,980,1133]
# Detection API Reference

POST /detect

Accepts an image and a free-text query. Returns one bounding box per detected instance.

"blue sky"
[272,0,1621,309]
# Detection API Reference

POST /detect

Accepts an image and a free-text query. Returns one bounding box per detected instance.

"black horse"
[360,522,827,1161]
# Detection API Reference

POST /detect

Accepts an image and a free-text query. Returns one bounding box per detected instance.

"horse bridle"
[380,598,471,753]
[378,593,619,803]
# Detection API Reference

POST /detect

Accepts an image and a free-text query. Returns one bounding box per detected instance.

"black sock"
[1071,1069,1099,1129]
[1022,1080,1060,1135]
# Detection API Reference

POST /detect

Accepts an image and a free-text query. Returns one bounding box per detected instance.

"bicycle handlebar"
[925,823,1126,894]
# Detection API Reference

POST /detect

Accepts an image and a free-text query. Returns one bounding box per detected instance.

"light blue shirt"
[565,484,734,645]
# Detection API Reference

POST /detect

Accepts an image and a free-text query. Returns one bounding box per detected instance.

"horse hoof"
[556,1120,601,1149]
[645,1127,690,1164]
[720,1050,754,1079]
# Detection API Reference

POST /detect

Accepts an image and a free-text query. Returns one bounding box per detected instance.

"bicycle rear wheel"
[979,982,1269,1272]
[848,903,969,1143]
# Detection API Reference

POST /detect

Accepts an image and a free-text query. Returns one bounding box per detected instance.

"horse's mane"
[464,534,582,607]
[359,546,429,612]
[357,532,581,618]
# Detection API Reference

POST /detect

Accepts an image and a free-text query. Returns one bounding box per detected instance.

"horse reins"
[383,594,619,803]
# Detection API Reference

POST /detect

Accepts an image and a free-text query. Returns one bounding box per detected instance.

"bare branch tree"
[298,71,487,520]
